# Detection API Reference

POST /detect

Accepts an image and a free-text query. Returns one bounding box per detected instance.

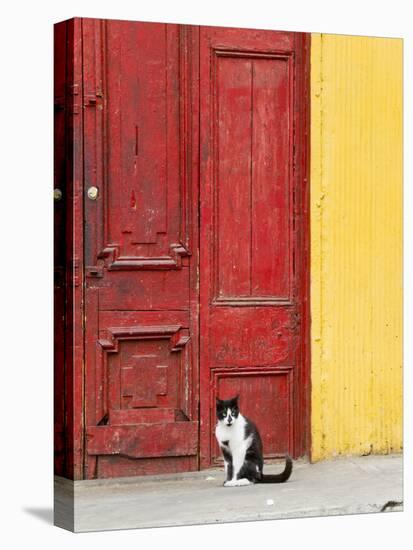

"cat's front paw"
[224,479,251,487]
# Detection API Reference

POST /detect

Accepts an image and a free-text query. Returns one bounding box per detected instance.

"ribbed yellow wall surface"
[310,34,403,461]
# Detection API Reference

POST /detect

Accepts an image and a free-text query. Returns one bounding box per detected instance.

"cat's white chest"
[215,414,253,485]
[215,414,247,449]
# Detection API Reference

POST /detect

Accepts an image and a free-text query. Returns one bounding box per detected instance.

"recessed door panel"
[215,54,292,301]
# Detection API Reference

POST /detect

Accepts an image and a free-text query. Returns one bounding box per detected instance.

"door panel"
[214,54,292,300]
[84,21,191,274]
[83,19,200,479]
[199,27,309,466]
[212,367,292,458]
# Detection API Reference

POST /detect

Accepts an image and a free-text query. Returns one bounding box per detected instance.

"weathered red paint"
[199,27,310,466]
[54,18,310,480]
[80,19,200,479]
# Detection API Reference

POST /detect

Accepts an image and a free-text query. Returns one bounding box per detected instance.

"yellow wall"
[310,34,403,461]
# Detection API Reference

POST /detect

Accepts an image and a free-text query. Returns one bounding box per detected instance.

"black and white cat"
[215,395,293,487]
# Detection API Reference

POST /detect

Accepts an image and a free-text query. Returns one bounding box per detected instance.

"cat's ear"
[231,394,240,404]
[215,396,222,404]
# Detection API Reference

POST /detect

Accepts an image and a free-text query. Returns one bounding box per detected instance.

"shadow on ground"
[23,507,53,524]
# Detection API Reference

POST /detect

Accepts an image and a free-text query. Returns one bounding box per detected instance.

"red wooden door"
[199,27,310,466]
[69,18,308,479]
[82,20,200,479]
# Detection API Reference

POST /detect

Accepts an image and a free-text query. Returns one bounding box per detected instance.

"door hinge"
[73,258,81,287]
[68,84,81,115]
[83,90,103,107]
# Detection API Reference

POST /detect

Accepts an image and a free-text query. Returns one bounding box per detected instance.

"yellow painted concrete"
[310,34,403,461]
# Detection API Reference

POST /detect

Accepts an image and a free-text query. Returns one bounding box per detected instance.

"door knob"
[54,188,63,202]
[87,186,99,200]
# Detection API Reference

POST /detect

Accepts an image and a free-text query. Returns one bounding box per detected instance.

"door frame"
[54,17,85,480]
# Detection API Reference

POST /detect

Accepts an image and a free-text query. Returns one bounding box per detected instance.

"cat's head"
[216,395,240,426]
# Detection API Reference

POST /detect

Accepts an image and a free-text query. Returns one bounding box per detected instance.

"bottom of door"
[85,421,199,479]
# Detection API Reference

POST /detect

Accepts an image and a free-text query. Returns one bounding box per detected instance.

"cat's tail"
[259,455,293,483]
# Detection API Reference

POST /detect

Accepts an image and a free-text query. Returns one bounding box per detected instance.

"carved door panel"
[199,27,310,466]
[83,20,199,479]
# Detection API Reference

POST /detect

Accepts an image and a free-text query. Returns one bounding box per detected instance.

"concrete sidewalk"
[55,454,403,532]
